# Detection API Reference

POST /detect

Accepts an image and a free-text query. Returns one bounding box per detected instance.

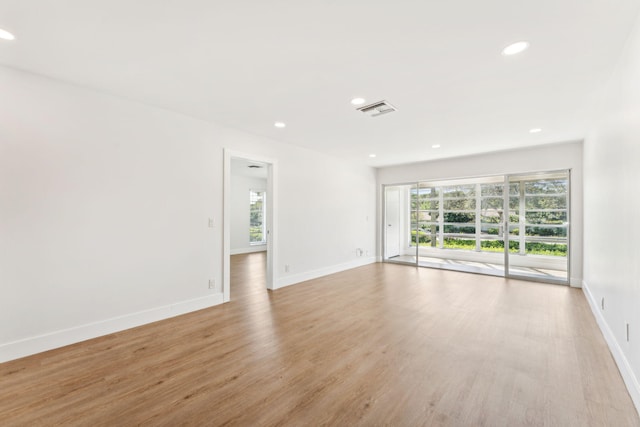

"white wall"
[582,12,640,411]
[0,66,377,362]
[377,141,584,286]
[230,174,266,254]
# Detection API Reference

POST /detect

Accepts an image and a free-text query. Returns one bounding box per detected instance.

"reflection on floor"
[389,255,567,282]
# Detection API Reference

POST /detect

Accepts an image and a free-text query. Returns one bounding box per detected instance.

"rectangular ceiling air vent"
[357,100,397,117]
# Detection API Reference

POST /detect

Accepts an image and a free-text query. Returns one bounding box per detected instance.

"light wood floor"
[1,252,638,426]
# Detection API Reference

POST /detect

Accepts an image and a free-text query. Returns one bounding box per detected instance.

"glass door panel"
[505,171,570,284]
[415,177,506,276]
[417,182,440,250]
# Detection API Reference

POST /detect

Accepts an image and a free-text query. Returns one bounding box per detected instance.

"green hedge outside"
[410,232,567,256]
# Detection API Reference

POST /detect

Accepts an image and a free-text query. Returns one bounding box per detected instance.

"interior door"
[385,187,401,258]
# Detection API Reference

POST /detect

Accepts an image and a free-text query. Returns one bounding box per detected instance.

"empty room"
[1,1,640,425]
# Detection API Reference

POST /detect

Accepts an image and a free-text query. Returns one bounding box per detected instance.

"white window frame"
[249,189,266,245]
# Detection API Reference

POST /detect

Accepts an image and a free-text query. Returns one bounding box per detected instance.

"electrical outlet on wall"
[601,297,605,310]
[284,264,290,273]
[208,218,214,228]
[208,279,215,289]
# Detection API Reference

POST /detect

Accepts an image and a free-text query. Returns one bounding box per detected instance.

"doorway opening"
[223,150,277,302]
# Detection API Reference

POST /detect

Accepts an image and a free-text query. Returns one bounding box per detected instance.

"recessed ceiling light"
[274,122,286,128]
[0,28,16,41]
[351,97,366,106]
[432,144,441,149]
[502,41,529,56]
[369,154,377,158]
[529,128,542,133]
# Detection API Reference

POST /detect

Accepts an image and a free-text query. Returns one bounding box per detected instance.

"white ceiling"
[0,0,638,167]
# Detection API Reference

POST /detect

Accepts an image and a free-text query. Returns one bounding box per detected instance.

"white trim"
[230,245,267,255]
[569,276,582,288]
[582,280,640,415]
[0,293,224,363]
[275,257,377,289]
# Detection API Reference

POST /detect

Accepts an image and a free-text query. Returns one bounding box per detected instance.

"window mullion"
[519,182,526,255]
[438,189,444,249]
[475,183,481,251]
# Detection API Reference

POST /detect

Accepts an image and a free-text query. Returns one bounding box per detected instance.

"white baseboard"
[275,256,377,290]
[0,293,224,363]
[230,246,267,255]
[582,281,640,415]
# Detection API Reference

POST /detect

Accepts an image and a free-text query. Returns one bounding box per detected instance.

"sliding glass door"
[382,170,571,284]
[415,177,507,276]
[505,171,570,283]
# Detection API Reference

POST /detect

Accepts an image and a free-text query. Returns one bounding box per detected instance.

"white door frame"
[223,149,278,302]
[384,187,401,258]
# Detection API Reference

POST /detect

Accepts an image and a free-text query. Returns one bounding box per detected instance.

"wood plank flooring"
[1,252,638,426]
